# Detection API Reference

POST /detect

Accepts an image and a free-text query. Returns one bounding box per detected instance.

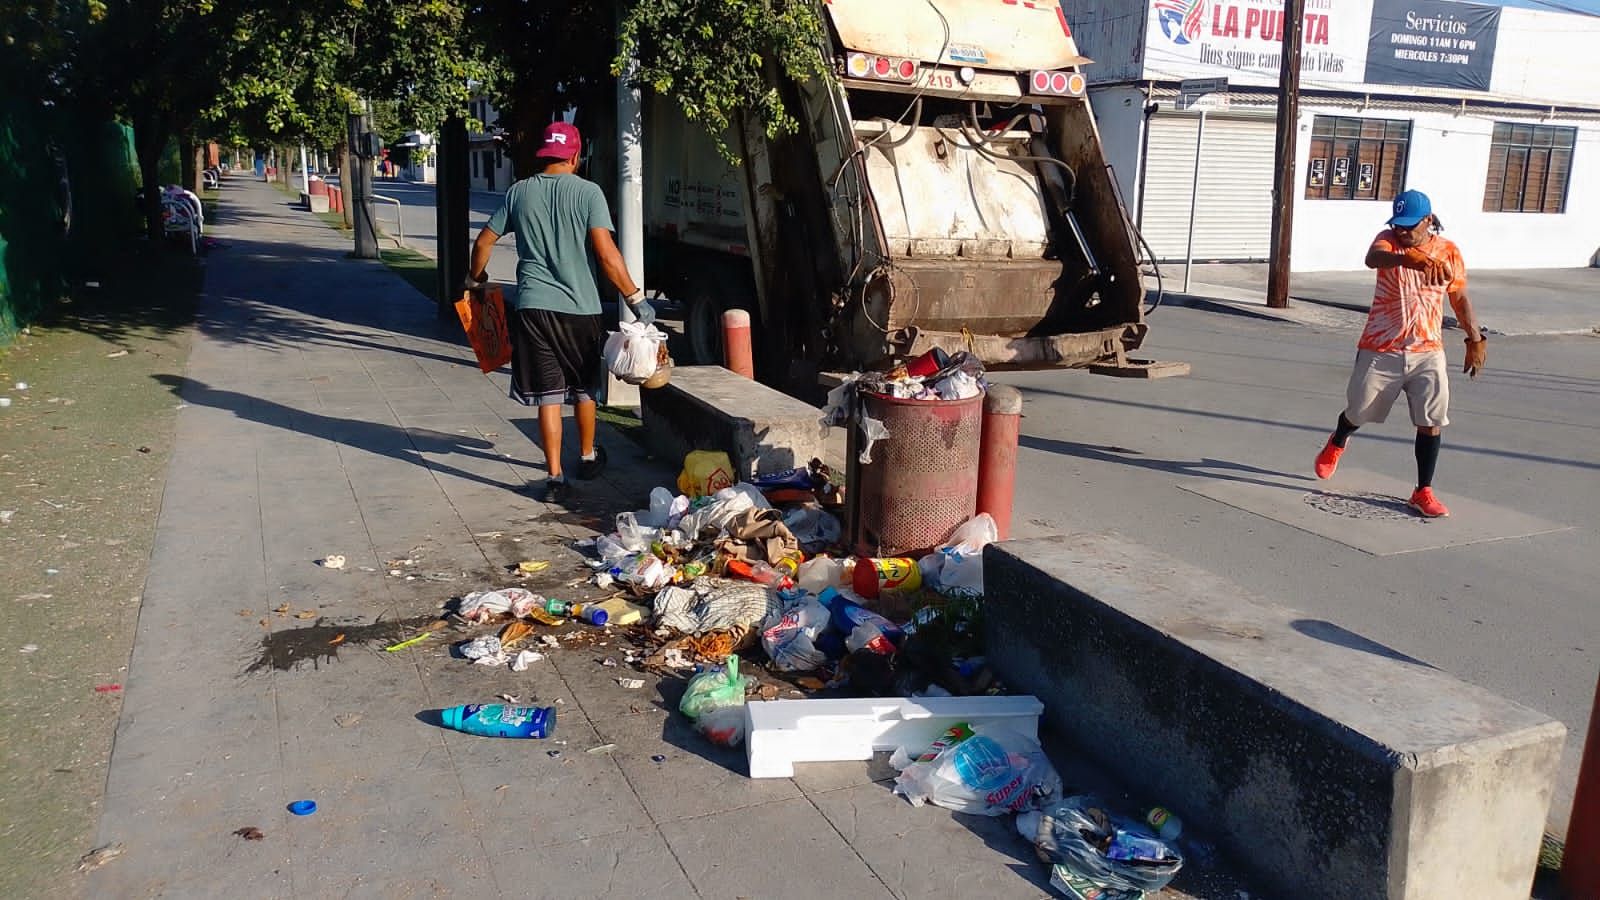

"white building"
[466,96,516,193]
[1061,0,1600,270]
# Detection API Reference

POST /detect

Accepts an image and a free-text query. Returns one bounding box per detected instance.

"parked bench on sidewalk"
[639,365,826,480]
[984,533,1565,900]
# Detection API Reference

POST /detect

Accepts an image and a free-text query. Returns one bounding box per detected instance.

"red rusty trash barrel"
[848,390,983,558]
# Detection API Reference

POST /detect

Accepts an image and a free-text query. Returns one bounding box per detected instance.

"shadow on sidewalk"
[154,374,535,490]
[1017,435,1310,492]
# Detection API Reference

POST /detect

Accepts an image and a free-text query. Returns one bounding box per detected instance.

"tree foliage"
[616,0,833,163]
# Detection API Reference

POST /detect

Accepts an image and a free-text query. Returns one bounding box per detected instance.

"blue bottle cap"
[288,800,317,816]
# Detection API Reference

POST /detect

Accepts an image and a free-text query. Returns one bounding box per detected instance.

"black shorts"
[508,308,605,407]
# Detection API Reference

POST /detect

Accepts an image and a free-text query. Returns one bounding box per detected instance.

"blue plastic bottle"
[440,703,557,738]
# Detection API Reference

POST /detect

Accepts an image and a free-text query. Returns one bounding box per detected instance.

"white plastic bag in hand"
[603,321,667,384]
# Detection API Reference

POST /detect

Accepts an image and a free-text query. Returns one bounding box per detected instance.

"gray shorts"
[1343,348,1450,428]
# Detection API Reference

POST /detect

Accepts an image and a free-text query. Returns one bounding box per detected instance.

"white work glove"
[625,290,656,326]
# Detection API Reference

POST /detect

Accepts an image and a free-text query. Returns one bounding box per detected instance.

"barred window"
[1483,123,1576,214]
[1305,116,1410,202]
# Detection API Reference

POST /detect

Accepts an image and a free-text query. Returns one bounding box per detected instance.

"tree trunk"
[184,138,203,195]
[134,115,167,243]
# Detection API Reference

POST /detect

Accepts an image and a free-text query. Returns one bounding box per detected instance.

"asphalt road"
[993,303,1599,835]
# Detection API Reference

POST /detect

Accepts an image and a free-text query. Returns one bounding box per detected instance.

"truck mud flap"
[891,323,1149,371]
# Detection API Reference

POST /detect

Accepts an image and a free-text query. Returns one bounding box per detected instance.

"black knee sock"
[1332,413,1359,448]
[1415,432,1441,488]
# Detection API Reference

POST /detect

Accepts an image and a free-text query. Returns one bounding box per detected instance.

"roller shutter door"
[1138,111,1277,262]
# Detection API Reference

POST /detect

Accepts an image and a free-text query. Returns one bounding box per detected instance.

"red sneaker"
[1408,487,1449,518]
[1314,438,1345,479]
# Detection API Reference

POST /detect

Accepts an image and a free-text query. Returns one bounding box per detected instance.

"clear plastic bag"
[760,594,832,671]
[615,512,661,552]
[1019,795,1184,893]
[679,654,752,746]
[892,723,1062,816]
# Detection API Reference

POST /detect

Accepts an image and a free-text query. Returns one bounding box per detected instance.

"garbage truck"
[587,0,1149,389]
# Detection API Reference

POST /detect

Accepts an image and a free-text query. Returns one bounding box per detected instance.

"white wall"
[1087,85,1150,209]
[1289,103,1600,271]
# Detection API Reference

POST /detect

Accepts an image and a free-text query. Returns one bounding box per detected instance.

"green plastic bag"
[679,654,752,746]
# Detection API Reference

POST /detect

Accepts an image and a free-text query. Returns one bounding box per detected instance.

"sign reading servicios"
[1364,0,1501,91]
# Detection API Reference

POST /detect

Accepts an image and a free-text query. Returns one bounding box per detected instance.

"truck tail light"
[1030,70,1086,97]
[846,51,919,82]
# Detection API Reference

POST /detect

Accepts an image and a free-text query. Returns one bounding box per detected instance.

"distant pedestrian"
[1313,190,1486,518]
[467,122,655,503]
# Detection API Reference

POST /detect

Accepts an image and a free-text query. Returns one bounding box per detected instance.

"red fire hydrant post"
[975,384,1022,540]
[722,308,754,380]
[1566,670,1600,897]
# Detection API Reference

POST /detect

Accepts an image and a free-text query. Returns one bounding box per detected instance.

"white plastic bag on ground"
[892,722,1062,816]
[458,588,540,621]
[929,513,999,596]
[635,487,679,529]
[676,483,772,540]
[615,512,662,552]
[603,321,668,384]
[760,593,832,671]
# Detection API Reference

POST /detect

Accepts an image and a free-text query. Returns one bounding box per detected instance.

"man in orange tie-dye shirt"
[1313,190,1486,518]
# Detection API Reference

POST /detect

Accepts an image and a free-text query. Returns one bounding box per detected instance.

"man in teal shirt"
[469,122,655,503]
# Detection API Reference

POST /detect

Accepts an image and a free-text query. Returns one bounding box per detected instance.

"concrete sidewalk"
[1161,262,1600,337]
[87,178,1227,899]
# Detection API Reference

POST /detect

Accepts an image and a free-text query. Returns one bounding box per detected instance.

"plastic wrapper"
[676,483,771,540]
[615,512,662,553]
[679,654,752,746]
[819,587,903,654]
[615,553,673,590]
[891,723,1062,816]
[1018,796,1183,894]
[760,593,832,671]
[783,506,842,554]
[857,415,891,464]
[922,513,999,597]
[603,321,668,384]
[458,588,540,622]
[818,373,863,435]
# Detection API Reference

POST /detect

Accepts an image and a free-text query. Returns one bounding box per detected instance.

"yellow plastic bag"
[678,450,736,498]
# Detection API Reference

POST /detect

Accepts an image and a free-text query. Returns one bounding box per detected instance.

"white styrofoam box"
[745,695,1044,779]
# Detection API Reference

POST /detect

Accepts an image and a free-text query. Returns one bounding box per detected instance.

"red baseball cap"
[536,122,581,161]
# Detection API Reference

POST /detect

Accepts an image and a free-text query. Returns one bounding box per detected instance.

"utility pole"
[610,40,645,408]
[350,99,379,259]
[433,113,470,318]
[1266,0,1306,309]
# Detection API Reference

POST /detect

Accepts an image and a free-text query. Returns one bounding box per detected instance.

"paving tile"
[661,796,895,900]
[809,781,1055,899]
[488,826,697,900]
[92,769,292,897]
[450,716,648,852]
[789,750,901,796]
[593,706,800,822]
[548,643,673,724]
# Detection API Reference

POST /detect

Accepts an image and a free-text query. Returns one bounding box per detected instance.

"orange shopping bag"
[454,286,512,373]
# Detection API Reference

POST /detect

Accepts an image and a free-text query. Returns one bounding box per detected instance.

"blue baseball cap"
[1388,190,1432,227]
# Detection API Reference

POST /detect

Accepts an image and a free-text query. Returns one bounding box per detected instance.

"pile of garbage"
[573,450,1001,695]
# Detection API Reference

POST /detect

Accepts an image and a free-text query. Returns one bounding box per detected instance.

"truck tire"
[683,267,757,367]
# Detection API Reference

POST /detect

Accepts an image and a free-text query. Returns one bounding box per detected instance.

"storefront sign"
[1146,0,1369,87]
[1332,157,1350,187]
[1364,0,1500,91]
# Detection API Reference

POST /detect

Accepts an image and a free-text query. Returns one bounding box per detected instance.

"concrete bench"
[983,533,1565,900]
[639,365,826,480]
